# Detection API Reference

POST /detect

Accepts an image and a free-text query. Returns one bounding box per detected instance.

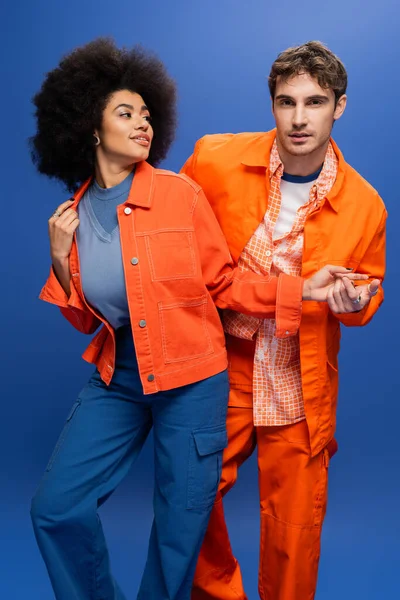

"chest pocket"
[145,230,196,281]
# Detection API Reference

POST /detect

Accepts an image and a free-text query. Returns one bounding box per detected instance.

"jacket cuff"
[275,273,304,338]
[39,266,83,310]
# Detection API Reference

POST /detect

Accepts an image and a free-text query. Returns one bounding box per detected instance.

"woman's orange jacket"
[40,161,303,394]
[181,130,387,456]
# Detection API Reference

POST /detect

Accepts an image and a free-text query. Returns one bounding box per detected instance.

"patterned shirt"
[223,140,338,426]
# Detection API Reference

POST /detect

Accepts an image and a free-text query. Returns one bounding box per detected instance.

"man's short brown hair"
[268,41,347,104]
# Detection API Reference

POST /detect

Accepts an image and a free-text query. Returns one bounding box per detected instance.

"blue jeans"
[31,325,229,600]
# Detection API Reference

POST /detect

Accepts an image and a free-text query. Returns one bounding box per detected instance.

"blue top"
[76,171,134,329]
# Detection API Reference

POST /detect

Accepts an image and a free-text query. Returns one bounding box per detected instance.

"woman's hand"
[302,265,369,302]
[48,199,79,298]
[48,199,79,262]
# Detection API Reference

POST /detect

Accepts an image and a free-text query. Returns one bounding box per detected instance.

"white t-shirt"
[273,169,322,241]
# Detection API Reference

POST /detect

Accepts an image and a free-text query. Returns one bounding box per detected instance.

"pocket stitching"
[145,230,196,282]
[159,296,213,363]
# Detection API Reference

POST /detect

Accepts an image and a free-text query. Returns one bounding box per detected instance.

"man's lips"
[289,133,311,142]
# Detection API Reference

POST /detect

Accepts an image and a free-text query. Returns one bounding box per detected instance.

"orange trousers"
[191,390,331,600]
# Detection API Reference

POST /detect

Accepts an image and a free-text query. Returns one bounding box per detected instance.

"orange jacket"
[40,160,304,394]
[181,130,387,456]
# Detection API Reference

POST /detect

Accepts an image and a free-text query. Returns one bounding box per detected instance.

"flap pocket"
[192,427,228,456]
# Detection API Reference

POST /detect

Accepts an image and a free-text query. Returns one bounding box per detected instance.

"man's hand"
[302,265,369,302]
[326,276,380,313]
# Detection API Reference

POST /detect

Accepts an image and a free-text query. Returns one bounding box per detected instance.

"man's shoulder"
[342,161,386,212]
[194,130,274,164]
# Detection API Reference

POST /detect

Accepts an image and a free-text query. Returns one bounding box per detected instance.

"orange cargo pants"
[191,389,332,600]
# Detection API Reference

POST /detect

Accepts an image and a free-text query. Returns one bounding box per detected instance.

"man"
[181,41,386,600]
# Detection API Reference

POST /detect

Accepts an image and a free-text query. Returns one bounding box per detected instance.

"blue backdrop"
[1,1,398,598]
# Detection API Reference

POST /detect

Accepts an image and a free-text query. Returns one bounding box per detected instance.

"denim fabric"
[31,325,229,600]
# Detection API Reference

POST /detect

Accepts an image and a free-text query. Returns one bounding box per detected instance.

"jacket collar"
[71,161,155,209]
[240,129,346,213]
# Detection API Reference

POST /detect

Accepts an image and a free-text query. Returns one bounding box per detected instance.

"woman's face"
[95,90,154,166]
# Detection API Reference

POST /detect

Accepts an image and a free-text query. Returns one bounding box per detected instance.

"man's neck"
[276,138,329,176]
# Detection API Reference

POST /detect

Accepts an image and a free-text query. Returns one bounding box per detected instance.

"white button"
[124,207,132,215]
[285,331,290,335]
[266,250,271,257]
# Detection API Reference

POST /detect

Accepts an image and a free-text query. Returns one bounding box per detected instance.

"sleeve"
[39,266,101,335]
[192,189,304,339]
[333,208,387,327]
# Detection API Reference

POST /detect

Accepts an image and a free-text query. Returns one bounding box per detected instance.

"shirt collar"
[270,139,338,204]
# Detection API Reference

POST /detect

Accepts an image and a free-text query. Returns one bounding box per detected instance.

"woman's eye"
[144,115,152,122]
[120,112,131,118]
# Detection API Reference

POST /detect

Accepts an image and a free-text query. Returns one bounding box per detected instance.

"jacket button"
[124,207,132,215]
[147,374,155,382]
[139,320,146,328]
[131,257,139,265]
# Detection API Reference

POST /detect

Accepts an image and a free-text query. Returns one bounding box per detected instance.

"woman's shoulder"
[154,168,202,194]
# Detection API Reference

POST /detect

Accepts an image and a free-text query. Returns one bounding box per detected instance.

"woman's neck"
[94,156,136,189]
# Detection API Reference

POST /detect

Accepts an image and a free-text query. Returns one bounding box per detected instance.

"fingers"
[50,208,78,229]
[332,277,347,313]
[327,278,345,313]
[324,265,368,280]
[368,279,381,296]
[324,265,352,276]
[335,272,369,281]
[48,199,74,222]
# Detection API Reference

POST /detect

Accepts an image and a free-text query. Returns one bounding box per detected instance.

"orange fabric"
[192,391,331,600]
[223,141,338,426]
[181,130,387,455]
[40,161,304,393]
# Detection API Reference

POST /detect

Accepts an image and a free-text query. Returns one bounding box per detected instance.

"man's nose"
[292,104,307,128]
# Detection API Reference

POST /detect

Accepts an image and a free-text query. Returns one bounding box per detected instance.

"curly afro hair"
[30,38,177,191]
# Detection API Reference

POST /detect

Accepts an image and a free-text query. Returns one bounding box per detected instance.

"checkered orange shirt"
[223,140,338,426]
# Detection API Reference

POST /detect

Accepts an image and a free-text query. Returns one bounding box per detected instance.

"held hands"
[303,265,379,312]
[48,199,79,263]
[326,276,380,313]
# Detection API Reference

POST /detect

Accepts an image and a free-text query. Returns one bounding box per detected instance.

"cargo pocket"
[45,400,81,472]
[187,426,228,510]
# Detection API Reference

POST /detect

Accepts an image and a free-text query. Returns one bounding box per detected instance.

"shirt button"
[139,320,146,328]
[266,250,272,257]
[131,257,139,265]
[147,374,155,382]
[285,331,290,335]
[124,207,132,215]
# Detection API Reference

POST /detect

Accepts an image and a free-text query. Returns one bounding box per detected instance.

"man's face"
[272,72,346,159]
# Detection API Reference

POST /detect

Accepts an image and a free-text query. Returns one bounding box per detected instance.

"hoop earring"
[93,134,100,146]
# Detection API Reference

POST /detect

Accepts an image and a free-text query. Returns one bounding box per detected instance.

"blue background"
[1,0,398,598]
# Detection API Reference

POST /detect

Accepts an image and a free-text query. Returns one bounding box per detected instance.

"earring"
[93,134,100,146]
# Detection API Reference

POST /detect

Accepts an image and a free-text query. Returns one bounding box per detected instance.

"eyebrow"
[114,103,150,112]
[275,94,329,102]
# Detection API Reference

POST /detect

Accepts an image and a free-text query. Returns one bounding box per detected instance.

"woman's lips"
[132,136,150,147]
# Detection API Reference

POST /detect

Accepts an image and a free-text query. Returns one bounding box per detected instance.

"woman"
[30,38,364,600]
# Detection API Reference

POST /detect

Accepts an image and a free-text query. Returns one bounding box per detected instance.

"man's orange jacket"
[181,130,387,456]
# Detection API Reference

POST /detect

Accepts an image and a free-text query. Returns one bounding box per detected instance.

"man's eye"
[280,99,292,106]
[309,100,322,105]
